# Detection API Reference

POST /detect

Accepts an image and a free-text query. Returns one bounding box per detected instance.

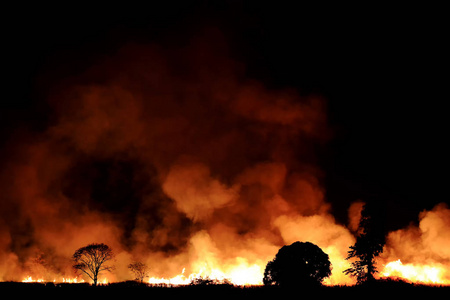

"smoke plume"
[380,203,450,283]
[3,30,447,285]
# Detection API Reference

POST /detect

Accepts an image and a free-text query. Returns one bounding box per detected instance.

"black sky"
[2,2,448,231]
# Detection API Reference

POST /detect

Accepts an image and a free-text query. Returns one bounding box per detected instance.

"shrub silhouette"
[263,241,331,287]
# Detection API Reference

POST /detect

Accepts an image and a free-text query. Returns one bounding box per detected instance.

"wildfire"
[22,276,45,283]
[19,259,450,286]
[381,260,450,285]
[148,264,264,286]
[2,35,450,290]
[227,263,263,286]
[62,277,85,283]
[21,276,103,284]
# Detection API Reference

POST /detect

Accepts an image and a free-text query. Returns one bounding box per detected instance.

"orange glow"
[62,277,85,283]
[379,203,450,286]
[227,262,263,286]
[2,39,449,288]
[22,276,45,283]
[381,260,449,285]
[148,262,264,286]
[22,276,85,283]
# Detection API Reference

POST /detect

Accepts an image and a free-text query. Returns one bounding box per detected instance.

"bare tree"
[72,243,114,285]
[128,261,149,283]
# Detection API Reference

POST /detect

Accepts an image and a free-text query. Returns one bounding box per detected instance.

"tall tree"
[344,202,386,284]
[72,243,114,285]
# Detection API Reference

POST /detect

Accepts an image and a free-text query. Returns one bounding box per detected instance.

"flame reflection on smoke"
[0,34,449,287]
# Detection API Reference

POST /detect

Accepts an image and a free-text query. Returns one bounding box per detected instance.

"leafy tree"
[263,241,332,287]
[344,202,386,284]
[128,261,149,283]
[72,243,114,285]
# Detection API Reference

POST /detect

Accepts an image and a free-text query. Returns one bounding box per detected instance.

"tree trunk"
[366,258,375,283]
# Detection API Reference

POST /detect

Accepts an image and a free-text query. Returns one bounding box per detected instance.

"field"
[1,280,448,297]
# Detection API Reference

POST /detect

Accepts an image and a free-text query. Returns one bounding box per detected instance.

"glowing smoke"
[380,203,450,284]
[1,30,449,285]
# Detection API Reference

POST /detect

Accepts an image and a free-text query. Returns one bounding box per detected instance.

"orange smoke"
[0,29,448,287]
[0,30,332,284]
[162,161,239,222]
[379,203,450,285]
[381,259,448,285]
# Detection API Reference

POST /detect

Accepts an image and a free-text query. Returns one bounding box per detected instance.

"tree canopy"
[344,202,386,284]
[263,241,332,287]
[128,261,149,283]
[72,243,114,285]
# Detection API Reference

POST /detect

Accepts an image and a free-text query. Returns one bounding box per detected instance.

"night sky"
[2,2,448,233]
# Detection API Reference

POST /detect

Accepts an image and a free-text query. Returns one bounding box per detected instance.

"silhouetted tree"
[344,202,386,284]
[263,241,332,287]
[128,261,149,283]
[72,243,114,285]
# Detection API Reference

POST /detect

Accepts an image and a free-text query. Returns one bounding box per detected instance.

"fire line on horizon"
[1,32,449,287]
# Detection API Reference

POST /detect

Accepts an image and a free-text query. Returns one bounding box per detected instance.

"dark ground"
[1,280,448,297]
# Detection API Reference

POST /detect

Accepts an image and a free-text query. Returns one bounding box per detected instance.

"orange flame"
[20,276,113,284]
[148,262,264,286]
[381,260,449,285]
[2,38,449,288]
[22,276,45,283]
[378,203,450,286]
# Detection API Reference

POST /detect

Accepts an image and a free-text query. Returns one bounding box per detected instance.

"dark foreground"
[1,280,448,297]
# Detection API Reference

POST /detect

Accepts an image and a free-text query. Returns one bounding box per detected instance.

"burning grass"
[1,34,449,291]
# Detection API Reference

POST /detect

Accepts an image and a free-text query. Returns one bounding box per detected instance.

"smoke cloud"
[0,29,339,283]
[162,161,239,222]
[4,29,447,285]
[381,203,450,283]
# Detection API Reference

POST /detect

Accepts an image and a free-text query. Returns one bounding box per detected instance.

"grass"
[1,279,448,297]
